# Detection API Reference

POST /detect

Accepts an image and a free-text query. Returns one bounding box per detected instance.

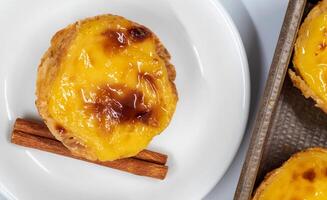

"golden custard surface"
[48,16,177,161]
[254,149,327,200]
[294,6,327,104]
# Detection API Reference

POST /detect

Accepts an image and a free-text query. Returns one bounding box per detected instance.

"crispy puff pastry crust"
[289,69,327,113]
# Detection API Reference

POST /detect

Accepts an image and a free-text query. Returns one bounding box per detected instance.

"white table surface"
[205,0,289,199]
[0,1,289,200]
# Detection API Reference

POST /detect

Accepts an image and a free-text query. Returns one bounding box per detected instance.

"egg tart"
[253,148,327,200]
[291,0,327,113]
[36,15,178,161]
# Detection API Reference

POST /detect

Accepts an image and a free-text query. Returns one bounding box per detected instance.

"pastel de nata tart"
[253,148,327,200]
[36,14,178,161]
[290,0,327,113]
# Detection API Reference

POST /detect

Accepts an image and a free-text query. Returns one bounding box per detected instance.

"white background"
[0,0,289,199]
[205,0,289,199]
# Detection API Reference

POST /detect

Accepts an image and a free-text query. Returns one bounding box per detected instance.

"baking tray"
[233,0,327,199]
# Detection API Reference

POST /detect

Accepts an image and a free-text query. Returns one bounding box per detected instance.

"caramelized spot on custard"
[55,124,66,135]
[128,26,151,42]
[302,168,316,182]
[101,26,151,54]
[86,85,158,130]
[102,30,128,52]
[324,167,327,176]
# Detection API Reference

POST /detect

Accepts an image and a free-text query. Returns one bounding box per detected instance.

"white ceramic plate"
[0,0,249,199]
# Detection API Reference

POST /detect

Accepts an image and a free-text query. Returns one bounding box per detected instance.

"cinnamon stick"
[14,118,167,165]
[11,130,168,180]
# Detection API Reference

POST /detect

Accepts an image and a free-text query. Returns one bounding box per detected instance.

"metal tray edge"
[233,0,307,199]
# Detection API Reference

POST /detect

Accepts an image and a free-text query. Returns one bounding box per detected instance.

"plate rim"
[202,0,250,197]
